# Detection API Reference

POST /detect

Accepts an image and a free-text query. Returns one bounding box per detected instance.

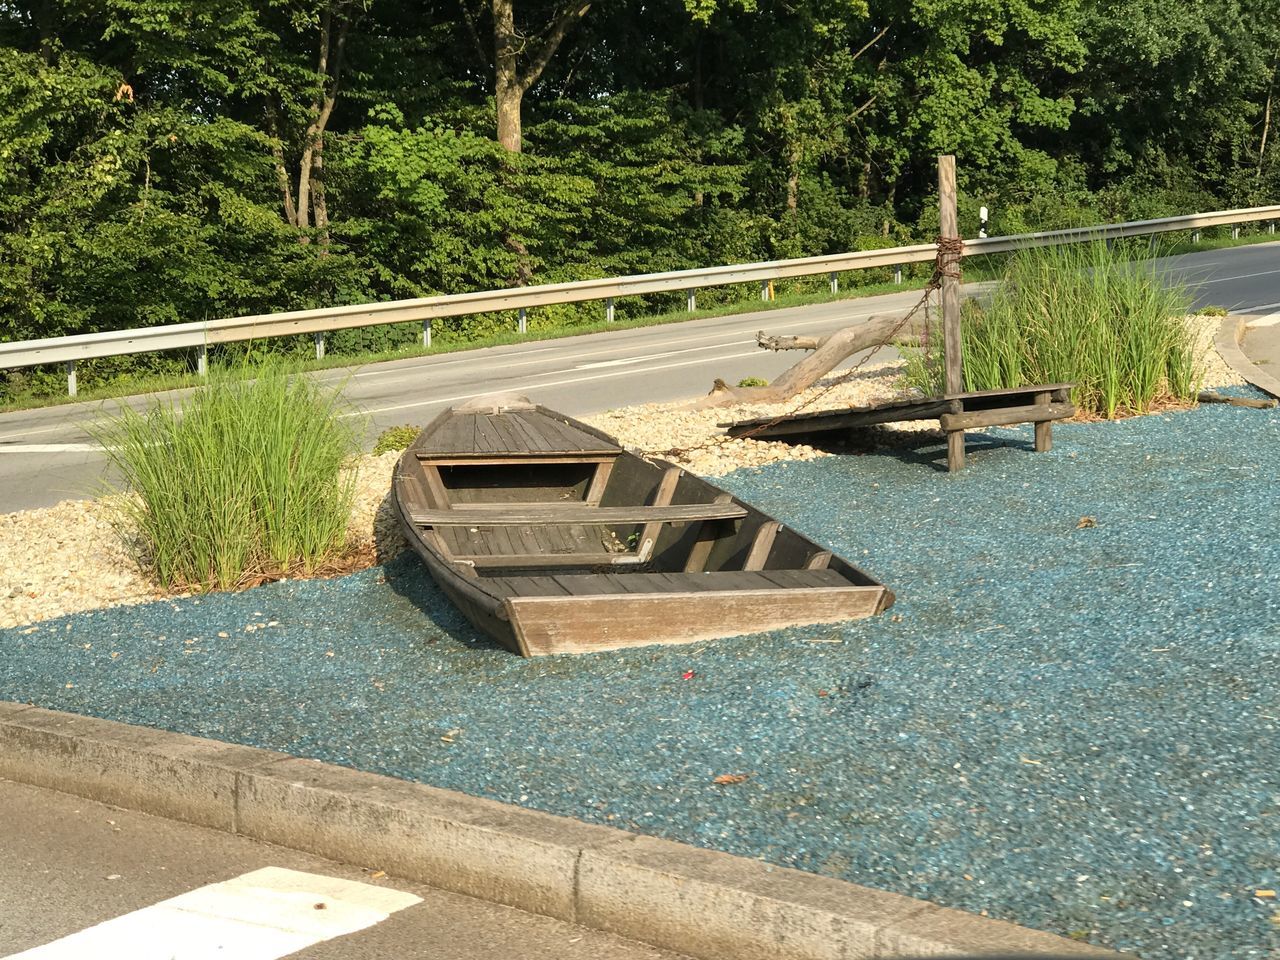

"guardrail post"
[1192,230,1201,244]
[314,331,325,360]
[606,297,615,323]
[759,280,769,302]
[686,290,696,312]
[65,361,77,398]
[197,344,207,376]
[1232,226,1240,240]
[518,308,527,334]
[829,272,838,294]
[893,266,902,285]
[1271,222,1276,235]
[422,318,432,349]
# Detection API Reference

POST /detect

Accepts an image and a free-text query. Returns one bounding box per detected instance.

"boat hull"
[392,396,893,656]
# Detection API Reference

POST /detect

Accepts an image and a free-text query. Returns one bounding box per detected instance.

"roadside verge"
[0,701,1122,959]
[1217,314,1280,397]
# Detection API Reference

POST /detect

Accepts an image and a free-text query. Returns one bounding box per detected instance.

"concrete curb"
[1216,314,1280,398]
[0,701,1122,959]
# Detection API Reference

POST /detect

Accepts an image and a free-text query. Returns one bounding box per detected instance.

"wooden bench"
[408,502,748,527]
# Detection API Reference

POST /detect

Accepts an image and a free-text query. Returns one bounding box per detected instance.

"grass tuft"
[905,240,1201,417]
[94,364,362,591]
[373,424,421,455]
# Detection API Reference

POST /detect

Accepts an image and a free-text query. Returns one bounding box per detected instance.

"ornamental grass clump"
[96,364,360,591]
[905,240,1201,417]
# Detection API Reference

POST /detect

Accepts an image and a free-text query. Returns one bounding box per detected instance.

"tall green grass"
[95,364,361,591]
[904,240,1201,417]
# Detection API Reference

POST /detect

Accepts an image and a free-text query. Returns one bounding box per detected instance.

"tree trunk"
[490,0,591,153]
[312,136,330,252]
[494,0,523,152]
[686,314,927,409]
[1259,73,1274,179]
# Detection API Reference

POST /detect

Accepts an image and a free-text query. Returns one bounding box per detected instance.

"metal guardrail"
[2,204,1277,395]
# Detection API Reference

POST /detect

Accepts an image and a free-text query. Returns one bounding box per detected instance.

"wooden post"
[937,154,965,472]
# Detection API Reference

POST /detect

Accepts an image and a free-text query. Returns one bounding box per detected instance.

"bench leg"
[1034,419,1053,452]
[1033,390,1052,452]
[946,429,965,472]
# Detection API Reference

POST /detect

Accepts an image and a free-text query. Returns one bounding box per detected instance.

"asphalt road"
[0,777,684,960]
[0,241,1277,513]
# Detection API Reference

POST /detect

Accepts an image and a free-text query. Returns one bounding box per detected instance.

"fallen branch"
[686,313,928,409]
[1197,390,1277,409]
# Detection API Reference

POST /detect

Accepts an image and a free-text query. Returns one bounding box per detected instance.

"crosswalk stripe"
[6,867,422,960]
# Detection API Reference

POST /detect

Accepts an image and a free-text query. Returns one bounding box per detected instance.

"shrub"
[1197,305,1229,317]
[373,424,421,455]
[94,363,361,591]
[904,241,1200,418]
[737,376,769,387]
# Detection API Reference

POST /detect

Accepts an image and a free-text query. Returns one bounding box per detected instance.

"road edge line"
[0,701,1123,959]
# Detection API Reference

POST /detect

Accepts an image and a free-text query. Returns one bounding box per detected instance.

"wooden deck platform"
[723,383,1075,471]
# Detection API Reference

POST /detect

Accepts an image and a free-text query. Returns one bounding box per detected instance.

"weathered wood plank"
[584,459,615,505]
[938,402,1074,431]
[505,587,891,656]
[682,494,736,573]
[410,502,747,526]
[743,520,780,571]
[805,550,833,570]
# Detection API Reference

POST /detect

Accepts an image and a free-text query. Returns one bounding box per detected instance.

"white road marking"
[1236,300,1280,313]
[7,867,421,960]
[330,305,891,383]
[1246,313,1280,327]
[0,423,83,443]
[348,348,765,416]
[1200,268,1280,284]
[0,443,100,454]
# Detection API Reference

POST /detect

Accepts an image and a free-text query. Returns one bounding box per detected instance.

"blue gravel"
[4,397,1279,958]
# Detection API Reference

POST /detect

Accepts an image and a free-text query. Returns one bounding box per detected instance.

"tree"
[459,0,592,152]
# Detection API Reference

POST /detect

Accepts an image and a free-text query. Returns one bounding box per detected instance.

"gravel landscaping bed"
[3,390,1277,959]
[0,310,1238,630]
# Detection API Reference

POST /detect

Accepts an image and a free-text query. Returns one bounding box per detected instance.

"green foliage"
[373,424,421,454]
[93,364,361,591]
[737,376,769,387]
[1197,305,1229,317]
[0,0,1274,406]
[904,242,1200,417]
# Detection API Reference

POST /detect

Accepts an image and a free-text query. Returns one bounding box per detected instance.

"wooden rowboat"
[392,394,894,656]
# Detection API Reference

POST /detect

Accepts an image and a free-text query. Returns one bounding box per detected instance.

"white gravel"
[0,316,1248,629]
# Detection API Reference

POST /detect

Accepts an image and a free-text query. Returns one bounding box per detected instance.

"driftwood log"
[689,312,927,409]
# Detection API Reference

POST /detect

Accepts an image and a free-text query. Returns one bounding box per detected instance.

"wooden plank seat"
[409,502,748,527]
[486,568,856,598]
